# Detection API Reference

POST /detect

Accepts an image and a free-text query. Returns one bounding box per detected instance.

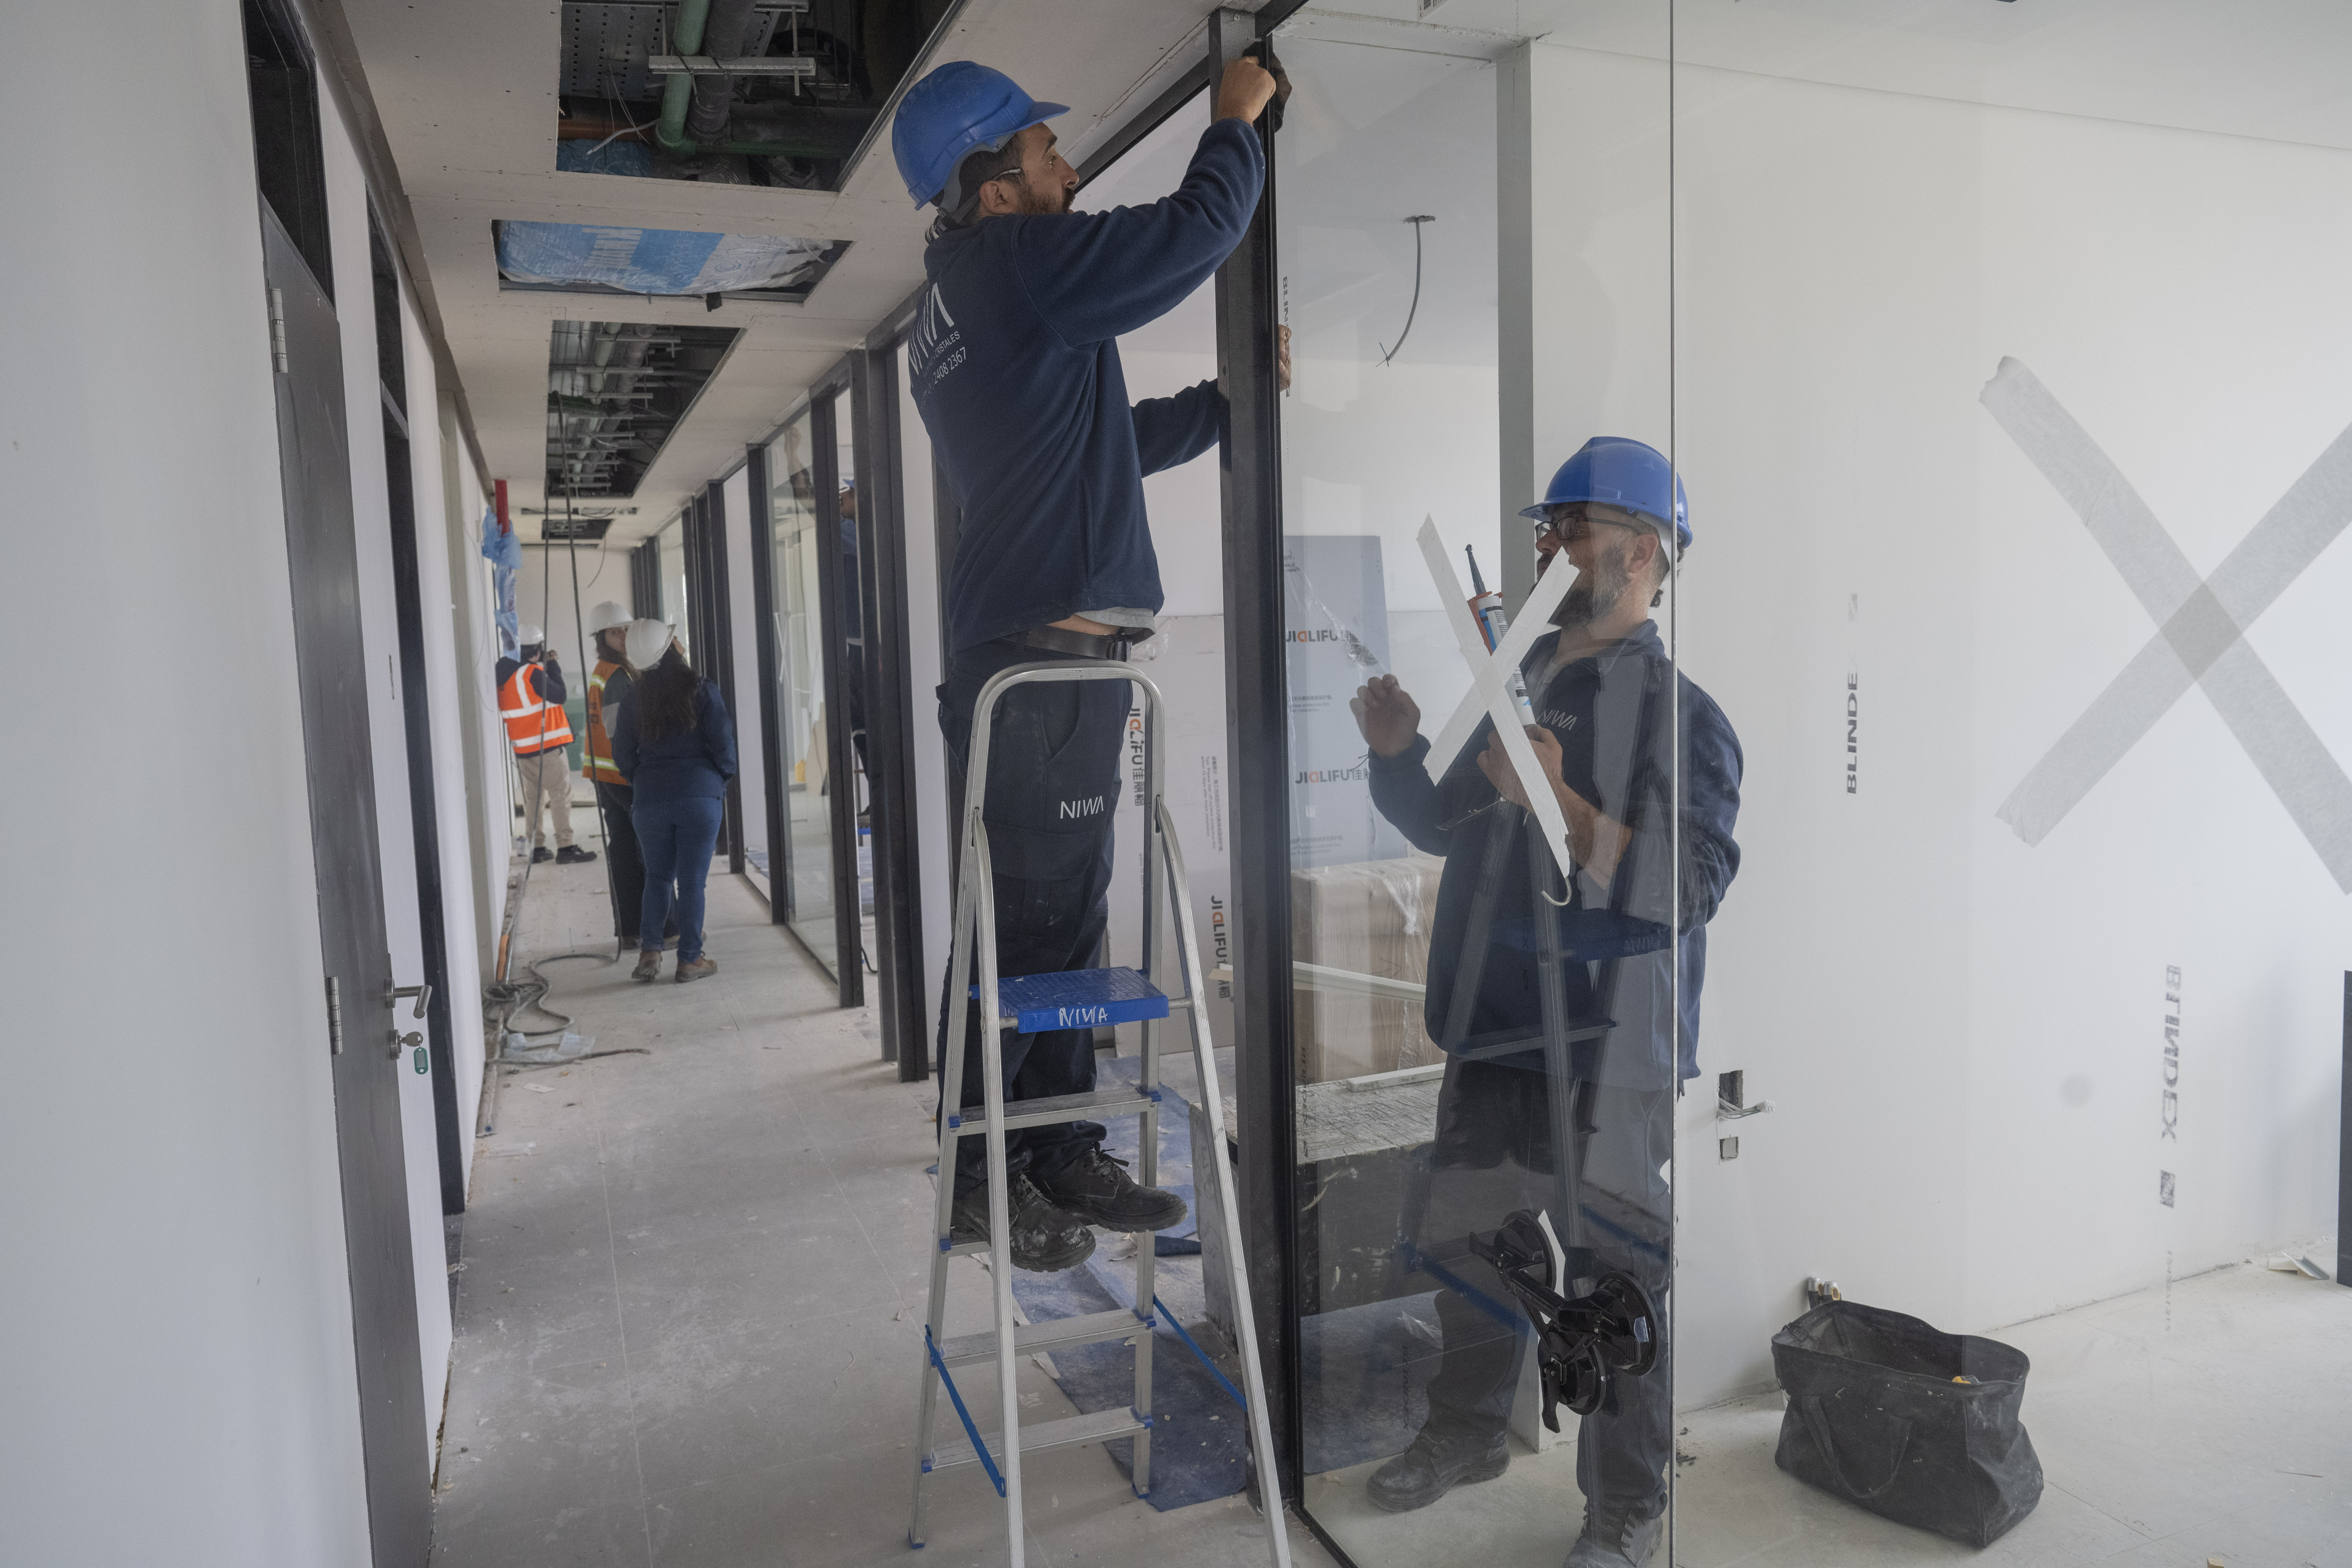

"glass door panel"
[768,409,839,977]
[1273,10,1680,1564]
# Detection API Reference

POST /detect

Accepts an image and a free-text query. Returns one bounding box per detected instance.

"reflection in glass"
[767,411,838,975]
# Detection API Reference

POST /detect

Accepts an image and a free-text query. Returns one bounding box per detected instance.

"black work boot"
[1563,1505,1664,1567]
[530,846,553,863]
[1365,1423,1510,1513]
[950,1174,1096,1273]
[1032,1148,1188,1234]
[555,844,597,864]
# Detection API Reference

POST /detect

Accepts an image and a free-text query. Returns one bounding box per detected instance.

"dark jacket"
[1367,621,1743,1089]
[612,678,737,803]
[493,653,566,707]
[909,119,1262,653]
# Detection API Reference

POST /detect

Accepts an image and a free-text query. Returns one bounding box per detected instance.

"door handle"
[387,981,432,1020]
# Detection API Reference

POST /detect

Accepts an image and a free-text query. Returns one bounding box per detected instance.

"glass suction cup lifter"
[1470,1209,1661,1432]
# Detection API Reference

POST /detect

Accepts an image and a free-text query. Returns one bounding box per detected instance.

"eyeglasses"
[1532,512,1644,546]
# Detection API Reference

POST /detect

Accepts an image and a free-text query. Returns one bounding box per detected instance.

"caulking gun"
[1465,545,1538,726]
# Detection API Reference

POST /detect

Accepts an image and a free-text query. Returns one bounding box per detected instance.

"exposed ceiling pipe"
[653,0,714,155]
[688,0,763,142]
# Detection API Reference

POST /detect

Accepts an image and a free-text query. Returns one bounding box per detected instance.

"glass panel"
[1667,7,2352,1565]
[839,402,873,950]
[1275,9,1679,1563]
[767,408,838,976]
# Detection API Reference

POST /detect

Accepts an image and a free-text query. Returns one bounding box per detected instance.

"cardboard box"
[1291,854,1446,1083]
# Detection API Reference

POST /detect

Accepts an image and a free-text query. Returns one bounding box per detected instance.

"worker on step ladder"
[893,49,1297,1568]
[896,55,1288,1272]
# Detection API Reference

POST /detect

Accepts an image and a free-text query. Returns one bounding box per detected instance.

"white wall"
[321,83,453,1456]
[896,349,955,1020]
[406,304,492,1200]
[0,2,373,1560]
[1527,40,2352,1405]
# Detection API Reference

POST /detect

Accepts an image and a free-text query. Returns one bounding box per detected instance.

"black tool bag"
[1771,1301,2043,1546]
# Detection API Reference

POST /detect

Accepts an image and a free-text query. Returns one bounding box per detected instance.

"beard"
[1551,544,1633,632]
[1018,180,1075,216]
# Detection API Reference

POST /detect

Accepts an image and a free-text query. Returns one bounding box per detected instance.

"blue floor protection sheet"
[1005,1060,1248,1510]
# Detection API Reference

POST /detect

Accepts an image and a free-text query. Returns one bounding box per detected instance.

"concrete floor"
[438,850,2350,1568]
[433,856,1332,1568]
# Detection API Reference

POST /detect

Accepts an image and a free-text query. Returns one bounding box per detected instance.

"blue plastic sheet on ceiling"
[502,178,835,295]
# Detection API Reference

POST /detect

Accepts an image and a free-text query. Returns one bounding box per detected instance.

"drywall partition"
[405,299,490,1195]
[0,2,373,1561]
[1526,39,2352,1407]
[724,465,770,879]
[320,85,453,1449]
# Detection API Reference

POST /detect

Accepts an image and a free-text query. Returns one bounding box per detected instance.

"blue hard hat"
[891,62,1068,207]
[1519,437,1692,546]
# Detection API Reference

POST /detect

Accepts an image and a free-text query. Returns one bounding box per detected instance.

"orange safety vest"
[498,663,574,756]
[584,661,628,784]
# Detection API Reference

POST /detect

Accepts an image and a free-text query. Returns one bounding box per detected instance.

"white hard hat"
[586,600,631,635]
[517,622,545,646]
[623,618,673,671]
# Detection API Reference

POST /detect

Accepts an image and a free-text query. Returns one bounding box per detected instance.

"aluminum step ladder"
[910,660,1289,1568]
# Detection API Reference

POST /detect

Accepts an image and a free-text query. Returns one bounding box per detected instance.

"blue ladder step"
[973,967,1170,1034]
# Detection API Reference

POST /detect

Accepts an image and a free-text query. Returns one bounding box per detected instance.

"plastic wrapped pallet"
[1290,854,1445,1083]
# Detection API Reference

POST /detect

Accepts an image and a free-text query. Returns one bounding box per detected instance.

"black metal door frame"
[1208,5,1306,1510]
[702,482,745,874]
[851,334,929,1079]
[746,441,793,926]
[809,385,867,1004]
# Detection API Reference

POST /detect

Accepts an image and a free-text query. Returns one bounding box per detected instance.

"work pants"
[634,795,722,962]
[516,745,575,849]
[935,639,1128,1198]
[1412,1060,1675,1525]
[594,781,646,940]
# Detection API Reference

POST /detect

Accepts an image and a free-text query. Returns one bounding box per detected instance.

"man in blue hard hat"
[1350,438,1744,1566]
[891,55,1285,1273]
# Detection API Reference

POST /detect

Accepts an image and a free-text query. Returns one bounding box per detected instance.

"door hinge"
[267,286,289,374]
[326,974,345,1056]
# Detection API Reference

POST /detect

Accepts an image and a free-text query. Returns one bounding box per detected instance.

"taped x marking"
[1416,516,1579,885]
[1982,357,2352,892]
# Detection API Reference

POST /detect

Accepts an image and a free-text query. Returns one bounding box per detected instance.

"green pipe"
[653,0,713,155]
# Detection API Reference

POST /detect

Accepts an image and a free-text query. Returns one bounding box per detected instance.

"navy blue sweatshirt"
[909,119,1264,653]
[1367,622,1743,1089]
[612,679,737,803]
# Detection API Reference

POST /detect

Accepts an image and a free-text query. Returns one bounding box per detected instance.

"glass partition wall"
[1250,5,2352,1567]
[766,406,842,977]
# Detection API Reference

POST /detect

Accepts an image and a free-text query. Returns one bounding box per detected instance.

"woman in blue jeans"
[612,621,738,983]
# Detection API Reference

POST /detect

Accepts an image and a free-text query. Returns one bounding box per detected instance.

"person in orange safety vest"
[496,623,596,865]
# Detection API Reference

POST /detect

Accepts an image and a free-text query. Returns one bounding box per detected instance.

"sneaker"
[530,846,553,863]
[1563,1506,1664,1567]
[1032,1148,1188,1234]
[950,1175,1096,1273]
[674,955,717,983]
[632,948,662,982]
[555,845,597,864]
[1365,1423,1510,1513]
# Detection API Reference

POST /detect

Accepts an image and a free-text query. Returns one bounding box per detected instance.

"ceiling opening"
[496,219,848,303]
[546,320,741,499]
[556,0,955,193]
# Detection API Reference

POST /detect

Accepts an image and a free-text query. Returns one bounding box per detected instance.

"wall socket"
[1720,1136,1739,1160]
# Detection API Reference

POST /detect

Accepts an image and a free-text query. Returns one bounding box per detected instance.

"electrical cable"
[1378,215,1435,366]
